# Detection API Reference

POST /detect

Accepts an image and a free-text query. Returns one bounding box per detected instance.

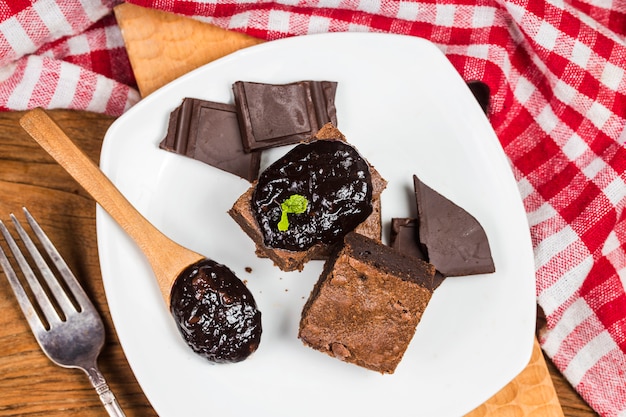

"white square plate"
[98,32,536,416]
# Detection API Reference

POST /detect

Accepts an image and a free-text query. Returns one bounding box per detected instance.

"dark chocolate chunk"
[170,258,262,363]
[390,218,423,258]
[467,80,490,115]
[233,80,338,152]
[389,218,445,290]
[253,140,373,251]
[159,98,261,181]
[413,175,495,277]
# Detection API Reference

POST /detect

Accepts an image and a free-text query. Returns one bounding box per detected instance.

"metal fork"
[0,208,125,417]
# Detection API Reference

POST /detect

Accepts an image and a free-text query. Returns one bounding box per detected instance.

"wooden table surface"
[0,5,605,413]
[0,110,600,416]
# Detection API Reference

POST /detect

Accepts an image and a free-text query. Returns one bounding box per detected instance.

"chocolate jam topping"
[170,259,262,363]
[252,140,373,251]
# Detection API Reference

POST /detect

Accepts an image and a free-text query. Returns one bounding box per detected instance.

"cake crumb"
[331,342,352,359]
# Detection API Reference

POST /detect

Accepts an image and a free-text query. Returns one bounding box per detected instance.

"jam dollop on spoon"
[19,108,261,363]
[170,259,261,362]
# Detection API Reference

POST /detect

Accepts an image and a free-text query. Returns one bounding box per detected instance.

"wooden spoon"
[19,108,262,362]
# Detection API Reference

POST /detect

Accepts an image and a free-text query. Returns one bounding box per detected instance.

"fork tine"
[11,212,80,319]
[0,243,47,334]
[21,207,94,312]
[0,219,60,329]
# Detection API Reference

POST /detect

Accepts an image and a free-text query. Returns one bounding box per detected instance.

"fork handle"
[95,382,126,417]
[87,367,127,417]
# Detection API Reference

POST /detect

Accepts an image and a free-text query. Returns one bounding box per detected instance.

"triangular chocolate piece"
[413,175,495,277]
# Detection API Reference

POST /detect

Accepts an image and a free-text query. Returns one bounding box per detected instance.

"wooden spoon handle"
[19,108,203,302]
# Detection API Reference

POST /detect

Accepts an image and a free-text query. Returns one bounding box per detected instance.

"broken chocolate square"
[232,80,338,152]
[389,218,446,290]
[159,98,261,181]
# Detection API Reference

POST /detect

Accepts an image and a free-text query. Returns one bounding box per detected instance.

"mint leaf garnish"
[278,194,308,231]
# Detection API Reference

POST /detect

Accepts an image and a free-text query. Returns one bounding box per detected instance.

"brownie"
[389,217,446,290]
[413,175,495,276]
[233,80,338,152]
[228,125,387,272]
[298,232,435,374]
[229,186,328,271]
[159,98,261,181]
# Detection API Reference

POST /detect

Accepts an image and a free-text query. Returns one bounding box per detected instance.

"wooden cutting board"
[113,4,564,416]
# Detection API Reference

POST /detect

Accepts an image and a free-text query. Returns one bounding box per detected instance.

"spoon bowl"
[19,108,262,363]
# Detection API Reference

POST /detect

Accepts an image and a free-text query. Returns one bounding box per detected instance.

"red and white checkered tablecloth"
[1,1,625,415]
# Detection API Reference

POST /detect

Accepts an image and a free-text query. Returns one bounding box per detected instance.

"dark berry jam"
[252,140,373,251]
[170,259,262,363]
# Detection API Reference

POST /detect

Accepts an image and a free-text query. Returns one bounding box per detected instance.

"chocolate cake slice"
[228,125,387,272]
[299,232,435,374]
[413,175,495,277]
[229,186,328,270]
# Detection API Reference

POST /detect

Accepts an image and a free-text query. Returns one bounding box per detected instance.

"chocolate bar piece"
[160,98,261,182]
[467,80,490,115]
[413,175,495,277]
[232,81,338,152]
[389,218,445,290]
